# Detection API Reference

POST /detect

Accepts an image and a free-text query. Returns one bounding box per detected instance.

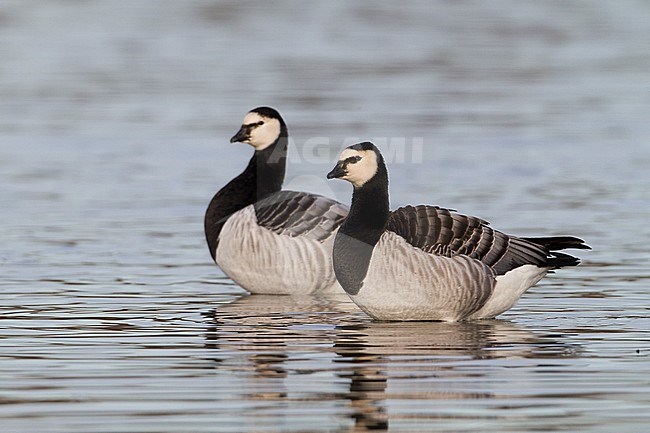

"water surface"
[1,1,649,432]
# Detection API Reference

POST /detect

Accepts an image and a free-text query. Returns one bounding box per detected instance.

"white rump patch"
[468,264,548,319]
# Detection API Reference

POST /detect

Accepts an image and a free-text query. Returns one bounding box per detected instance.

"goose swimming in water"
[327,141,589,321]
[204,107,348,294]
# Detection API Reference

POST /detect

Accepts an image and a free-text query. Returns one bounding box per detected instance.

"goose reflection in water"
[203,294,581,431]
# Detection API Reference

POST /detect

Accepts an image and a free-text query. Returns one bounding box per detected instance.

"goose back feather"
[254,190,348,240]
[386,205,588,275]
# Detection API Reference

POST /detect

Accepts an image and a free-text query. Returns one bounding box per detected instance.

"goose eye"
[257,121,264,126]
[347,156,362,164]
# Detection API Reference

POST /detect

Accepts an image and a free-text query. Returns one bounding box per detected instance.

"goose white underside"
[215,206,343,295]
[348,231,548,321]
[467,264,548,320]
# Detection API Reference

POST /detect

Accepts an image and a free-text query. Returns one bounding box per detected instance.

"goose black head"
[230,106,285,150]
[327,141,384,188]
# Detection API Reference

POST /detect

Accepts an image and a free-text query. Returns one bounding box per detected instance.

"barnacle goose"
[327,141,590,321]
[204,107,348,294]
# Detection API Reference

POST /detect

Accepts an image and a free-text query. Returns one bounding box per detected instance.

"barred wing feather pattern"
[386,205,573,275]
[255,190,348,241]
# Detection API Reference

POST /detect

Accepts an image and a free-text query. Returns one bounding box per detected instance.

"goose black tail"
[545,251,581,268]
[521,236,591,251]
[522,235,590,269]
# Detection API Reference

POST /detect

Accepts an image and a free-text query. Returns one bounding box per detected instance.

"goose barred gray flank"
[327,141,590,321]
[204,107,348,294]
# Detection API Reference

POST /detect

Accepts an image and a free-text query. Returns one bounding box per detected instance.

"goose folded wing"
[254,190,349,241]
[386,205,552,275]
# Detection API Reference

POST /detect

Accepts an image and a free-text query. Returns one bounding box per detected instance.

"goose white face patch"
[241,112,281,150]
[338,148,378,188]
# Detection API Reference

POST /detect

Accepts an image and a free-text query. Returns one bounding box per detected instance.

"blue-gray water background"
[1,1,649,432]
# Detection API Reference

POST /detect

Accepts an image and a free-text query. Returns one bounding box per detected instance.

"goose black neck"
[204,133,288,260]
[341,166,390,244]
[333,164,389,295]
[254,136,287,198]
